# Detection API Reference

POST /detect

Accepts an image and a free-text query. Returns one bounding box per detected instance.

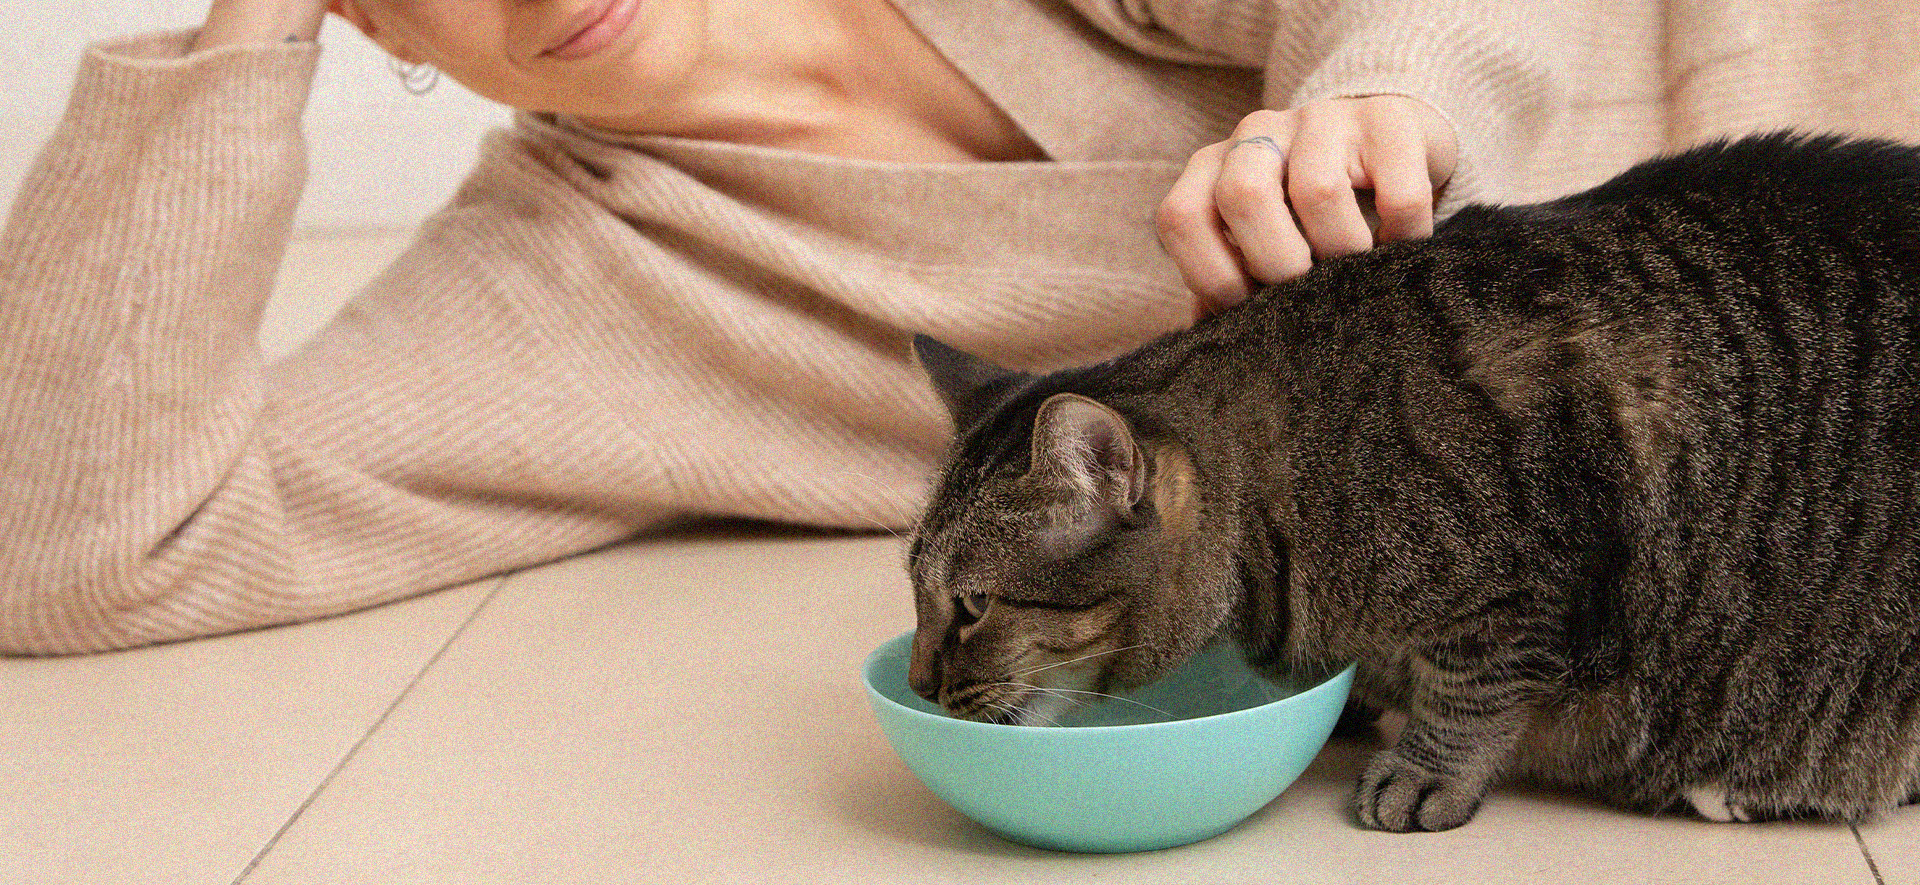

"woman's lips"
[542,0,638,60]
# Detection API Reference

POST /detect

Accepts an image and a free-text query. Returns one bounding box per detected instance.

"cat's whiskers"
[1012,699,1065,728]
[830,469,921,539]
[983,695,1055,727]
[1012,643,1152,678]
[1012,683,1178,722]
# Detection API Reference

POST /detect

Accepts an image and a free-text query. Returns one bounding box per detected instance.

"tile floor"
[7,231,1913,883]
[7,526,1912,884]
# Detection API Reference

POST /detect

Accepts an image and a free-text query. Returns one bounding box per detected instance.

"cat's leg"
[1355,709,1531,831]
[1354,648,1543,832]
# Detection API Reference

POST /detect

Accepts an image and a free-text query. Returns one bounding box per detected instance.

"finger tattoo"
[1228,136,1287,161]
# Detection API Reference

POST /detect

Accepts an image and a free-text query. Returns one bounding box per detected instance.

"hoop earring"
[387,57,440,95]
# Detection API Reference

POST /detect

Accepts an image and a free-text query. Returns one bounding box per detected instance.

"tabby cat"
[904,132,1920,832]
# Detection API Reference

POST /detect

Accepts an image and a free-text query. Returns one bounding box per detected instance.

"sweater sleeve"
[1062,0,1571,212]
[0,34,656,654]
[0,33,313,653]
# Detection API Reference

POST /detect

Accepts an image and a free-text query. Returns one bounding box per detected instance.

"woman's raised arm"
[0,25,658,655]
[194,0,331,49]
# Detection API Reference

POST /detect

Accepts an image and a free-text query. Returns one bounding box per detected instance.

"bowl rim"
[862,630,1357,737]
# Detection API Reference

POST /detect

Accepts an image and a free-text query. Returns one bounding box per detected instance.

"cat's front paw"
[1353,751,1484,832]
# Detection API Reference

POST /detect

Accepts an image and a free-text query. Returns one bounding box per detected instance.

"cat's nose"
[908,662,940,701]
[908,649,941,701]
[907,630,945,701]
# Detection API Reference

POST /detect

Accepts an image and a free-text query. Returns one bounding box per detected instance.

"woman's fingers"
[1157,140,1253,312]
[1162,95,1458,317]
[1158,110,1313,314]
[1357,98,1443,243]
[1214,122,1313,285]
[1285,108,1373,260]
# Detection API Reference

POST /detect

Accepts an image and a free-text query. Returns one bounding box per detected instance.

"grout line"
[1852,823,1888,885]
[228,577,512,885]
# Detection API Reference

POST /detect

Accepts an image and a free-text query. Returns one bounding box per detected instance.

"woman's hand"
[194,0,334,50]
[1157,95,1459,317]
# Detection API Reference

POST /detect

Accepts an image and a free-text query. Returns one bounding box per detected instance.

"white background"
[0,1,505,233]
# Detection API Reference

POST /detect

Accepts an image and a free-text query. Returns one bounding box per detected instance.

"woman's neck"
[579,0,1044,162]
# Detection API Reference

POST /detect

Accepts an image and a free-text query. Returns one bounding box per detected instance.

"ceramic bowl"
[862,631,1355,853]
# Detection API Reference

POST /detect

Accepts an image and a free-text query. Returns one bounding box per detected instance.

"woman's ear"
[329,0,424,64]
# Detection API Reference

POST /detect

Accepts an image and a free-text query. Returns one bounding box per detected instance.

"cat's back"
[1436,132,1920,271]
[1431,132,1920,394]
[1553,130,1920,215]
[1383,131,1920,664]
[1471,132,1920,539]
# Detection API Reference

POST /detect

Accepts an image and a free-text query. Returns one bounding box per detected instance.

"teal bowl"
[862,631,1356,853]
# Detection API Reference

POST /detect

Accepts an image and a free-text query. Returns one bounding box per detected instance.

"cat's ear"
[1030,393,1149,548]
[914,335,1030,428]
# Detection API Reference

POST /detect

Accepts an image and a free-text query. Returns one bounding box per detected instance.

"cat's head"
[905,337,1238,725]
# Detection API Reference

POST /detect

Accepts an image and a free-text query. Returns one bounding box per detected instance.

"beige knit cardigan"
[2,0,1914,654]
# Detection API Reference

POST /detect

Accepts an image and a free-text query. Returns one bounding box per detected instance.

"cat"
[902,132,1920,832]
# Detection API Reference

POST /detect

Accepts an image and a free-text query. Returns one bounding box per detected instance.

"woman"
[0,0,1561,654]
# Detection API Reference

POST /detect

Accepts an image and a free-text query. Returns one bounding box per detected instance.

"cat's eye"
[956,592,991,623]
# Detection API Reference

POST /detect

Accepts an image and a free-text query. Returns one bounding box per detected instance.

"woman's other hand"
[1157,95,1459,317]
[195,0,334,50]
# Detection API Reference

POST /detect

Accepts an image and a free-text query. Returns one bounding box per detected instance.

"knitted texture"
[2,1,1914,653]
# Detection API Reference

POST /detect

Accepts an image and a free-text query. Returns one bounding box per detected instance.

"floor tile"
[1854,804,1920,883]
[1,580,496,885]
[238,528,920,885]
[237,528,1880,885]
